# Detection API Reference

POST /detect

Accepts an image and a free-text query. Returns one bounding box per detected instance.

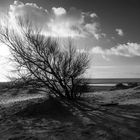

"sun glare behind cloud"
[5,1,101,39]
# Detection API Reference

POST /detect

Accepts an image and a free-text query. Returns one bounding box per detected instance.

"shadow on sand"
[1,96,140,140]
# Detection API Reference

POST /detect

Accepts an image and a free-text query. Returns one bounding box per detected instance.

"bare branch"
[0,18,89,100]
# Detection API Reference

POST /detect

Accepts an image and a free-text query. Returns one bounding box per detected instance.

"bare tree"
[0,18,89,99]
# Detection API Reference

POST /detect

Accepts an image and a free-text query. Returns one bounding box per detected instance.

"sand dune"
[0,87,140,140]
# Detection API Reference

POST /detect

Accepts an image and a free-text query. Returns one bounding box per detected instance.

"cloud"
[9,1,50,27]
[90,13,97,18]
[84,23,100,39]
[52,7,66,16]
[5,1,102,39]
[115,28,124,36]
[91,42,140,57]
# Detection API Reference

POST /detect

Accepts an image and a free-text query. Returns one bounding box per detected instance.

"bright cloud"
[84,23,100,39]
[90,13,97,18]
[91,42,140,57]
[4,1,102,39]
[115,28,124,36]
[52,7,66,16]
[9,1,50,27]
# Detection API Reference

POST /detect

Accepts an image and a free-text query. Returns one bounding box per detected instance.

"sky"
[0,0,140,81]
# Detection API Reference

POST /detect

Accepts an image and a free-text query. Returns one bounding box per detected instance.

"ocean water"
[82,78,140,84]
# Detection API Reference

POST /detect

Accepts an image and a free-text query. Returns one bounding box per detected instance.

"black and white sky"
[0,0,140,81]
